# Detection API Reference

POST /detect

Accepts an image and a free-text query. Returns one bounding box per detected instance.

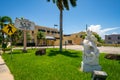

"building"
[34,25,60,46]
[14,18,84,46]
[63,32,84,45]
[105,34,120,44]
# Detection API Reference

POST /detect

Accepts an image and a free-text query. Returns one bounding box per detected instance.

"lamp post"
[53,24,58,48]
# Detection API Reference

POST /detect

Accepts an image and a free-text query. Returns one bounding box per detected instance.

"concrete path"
[13,45,120,54]
[62,45,120,54]
[0,56,14,80]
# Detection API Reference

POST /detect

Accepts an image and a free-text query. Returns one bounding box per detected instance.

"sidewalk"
[0,56,14,80]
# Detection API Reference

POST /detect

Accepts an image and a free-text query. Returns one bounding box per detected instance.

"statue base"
[80,61,101,72]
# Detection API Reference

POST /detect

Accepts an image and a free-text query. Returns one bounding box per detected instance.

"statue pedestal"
[81,61,101,72]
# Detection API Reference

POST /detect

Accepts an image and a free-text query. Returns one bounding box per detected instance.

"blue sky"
[0,0,120,38]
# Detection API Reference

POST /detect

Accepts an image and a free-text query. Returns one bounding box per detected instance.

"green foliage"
[2,42,7,49]
[6,30,23,45]
[0,16,12,24]
[0,16,13,45]
[10,30,31,45]
[0,33,2,44]
[26,32,32,41]
[93,32,104,43]
[2,49,120,80]
[47,0,77,10]
[102,44,120,47]
[2,49,90,80]
[79,32,86,39]
[37,31,45,39]
[80,31,104,44]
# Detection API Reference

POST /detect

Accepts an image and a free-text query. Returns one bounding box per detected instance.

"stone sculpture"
[81,29,101,72]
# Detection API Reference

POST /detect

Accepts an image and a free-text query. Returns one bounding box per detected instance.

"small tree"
[37,31,45,46]
[26,32,32,42]
[9,29,23,45]
[93,32,104,44]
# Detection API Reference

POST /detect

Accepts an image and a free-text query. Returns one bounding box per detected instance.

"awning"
[45,36,55,40]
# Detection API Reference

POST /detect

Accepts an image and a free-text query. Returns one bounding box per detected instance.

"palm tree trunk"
[23,29,27,53]
[59,10,63,52]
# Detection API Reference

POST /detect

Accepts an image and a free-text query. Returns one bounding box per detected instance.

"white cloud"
[88,25,120,39]
[112,32,118,34]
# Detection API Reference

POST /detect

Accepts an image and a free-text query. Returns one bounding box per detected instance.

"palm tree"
[37,31,45,46]
[0,16,12,48]
[47,0,77,52]
[0,16,12,37]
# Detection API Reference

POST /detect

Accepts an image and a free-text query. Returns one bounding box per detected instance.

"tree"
[0,16,12,40]
[9,29,23,45]
[93,32,104,44]
[47,0,77,52]
[0,16,12,49]
[26,32,32,42]
[37,31,45,46]
[0,33,2,45]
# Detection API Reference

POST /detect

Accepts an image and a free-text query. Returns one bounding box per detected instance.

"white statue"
[81,29,101,72]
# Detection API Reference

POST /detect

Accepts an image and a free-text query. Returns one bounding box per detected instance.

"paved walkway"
[0,56,14,80]
[62,45,120,54]
[29,45,120,54]
[13,45,120,54]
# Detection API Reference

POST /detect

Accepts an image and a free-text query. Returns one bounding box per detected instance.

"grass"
[2,48,120,80]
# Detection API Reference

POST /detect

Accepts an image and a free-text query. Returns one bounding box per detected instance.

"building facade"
[34,25,60,46]
[14,18,84,46]
[105,34,120,44]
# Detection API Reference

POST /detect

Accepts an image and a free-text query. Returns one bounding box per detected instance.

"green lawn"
[2,48,120,80]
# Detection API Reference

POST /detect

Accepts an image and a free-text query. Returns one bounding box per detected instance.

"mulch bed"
[35,48,46,56]
[104,54,120,60]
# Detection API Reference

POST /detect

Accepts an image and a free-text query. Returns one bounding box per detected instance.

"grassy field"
[2,48,120,80]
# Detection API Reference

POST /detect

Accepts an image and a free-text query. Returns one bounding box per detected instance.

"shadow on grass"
[48,50,80,58]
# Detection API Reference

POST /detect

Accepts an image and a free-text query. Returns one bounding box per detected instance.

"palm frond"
[53,0,56,3]
[70,0,77,7]
[57,0,64,10]
[47,0,50,2]
[1,16,12,24]
[63,0,69,10]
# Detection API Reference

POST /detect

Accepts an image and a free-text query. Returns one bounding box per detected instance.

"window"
[118,42,120,44]
[80,35,83,38]
[108,37,111,40]
[32,31,34,34]
[118,36,120,40]
[38,29,45,32]
[51,31,54,34]
[68,40,72,44]
[47,30,50,34]
[108,41,112,44]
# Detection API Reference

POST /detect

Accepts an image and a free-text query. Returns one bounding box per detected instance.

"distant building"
[105,34,120,44]
[63,32,84,45]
